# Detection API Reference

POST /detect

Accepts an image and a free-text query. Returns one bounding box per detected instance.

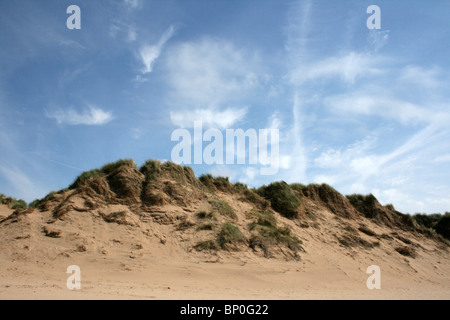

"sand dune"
[0,161,449,300]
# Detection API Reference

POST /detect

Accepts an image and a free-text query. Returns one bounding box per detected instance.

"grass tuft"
[256,182,300,219]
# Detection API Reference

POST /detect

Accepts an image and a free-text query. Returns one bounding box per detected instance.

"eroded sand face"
[1,202,448,300]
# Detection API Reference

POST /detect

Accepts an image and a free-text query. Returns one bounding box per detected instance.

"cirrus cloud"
[46,106,113,126]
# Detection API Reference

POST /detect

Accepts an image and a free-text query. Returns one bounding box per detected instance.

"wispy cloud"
[139,25,176,74]
[0,165,44,202]
[124,0,141,10]
[366,30,390,52]
[290,51,386,85]
[46,106,113,126]
[170,108,248,129]
[278,0,450,213]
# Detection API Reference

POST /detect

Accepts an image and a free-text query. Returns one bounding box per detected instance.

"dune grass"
[256,182,300,219]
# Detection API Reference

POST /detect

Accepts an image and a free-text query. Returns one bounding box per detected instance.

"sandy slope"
[0,202,448,300]
[0,163,449,300]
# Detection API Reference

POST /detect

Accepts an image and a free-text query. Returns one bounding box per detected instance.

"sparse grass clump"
[358,226,378,237]
[101,159,136,175]
[69,169,102,189]
[197,223,214,231]
[0,194,27,210]
[140,159,162,181]
[249,210,302,252]
[338,232,375,249]
[217,222,246,250]
[233,182,248,194]
[194,240,219,251]
[413,213,443,230]
[346,194,378,218]
[10,199,27,210]
[209,199,237,220]
[385,204,395,211]
[290,183,307,195]
[395,246,417,258]
[199,174,233,192]
[256,182,300,219]
[413,213,450,241]
[240,189,270,210]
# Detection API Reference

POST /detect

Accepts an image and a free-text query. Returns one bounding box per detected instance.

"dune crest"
[0,159,449,299]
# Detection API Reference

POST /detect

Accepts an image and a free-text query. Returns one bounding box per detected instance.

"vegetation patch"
[0,194,27,210]
[197,223,214,231]
[256,182,300,219]
[194,240,219,251]
[358,226,378,237]
[395,246,417,258]
[435,215,450,240]
[338,232,375,249]
[217,222,246,250]
[290,183,307,195]
[140,159,162,181]
[346,194,378,218]
[249,210,303,253]
[209,199,237,220]
[240,189,269,210]
[69,169,102,190]
[101,159,136,175]
[199,174,234,192]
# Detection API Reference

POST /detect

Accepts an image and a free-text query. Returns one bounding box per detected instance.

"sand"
[1,202,448,300]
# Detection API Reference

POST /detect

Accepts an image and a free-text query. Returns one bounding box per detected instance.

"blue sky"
[1,0,449,214]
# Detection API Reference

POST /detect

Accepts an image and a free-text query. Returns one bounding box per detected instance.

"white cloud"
[165,38,263,108]
[170,108,247,129]
[398,65,442,90]
[433,154,450,163]
[291,52,386,85]
[46,106,113,126]
[139,25,176,74]
[324,94,433,125]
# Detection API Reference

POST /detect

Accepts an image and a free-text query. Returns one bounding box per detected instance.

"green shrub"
[10,199,27,210]
[346,194,378,218]
[0,194,27,210]
[435,215,450,240]
[257,182,300,219]
[413,213,442,229]
[217,222,246,249]
[29,199,41,208]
